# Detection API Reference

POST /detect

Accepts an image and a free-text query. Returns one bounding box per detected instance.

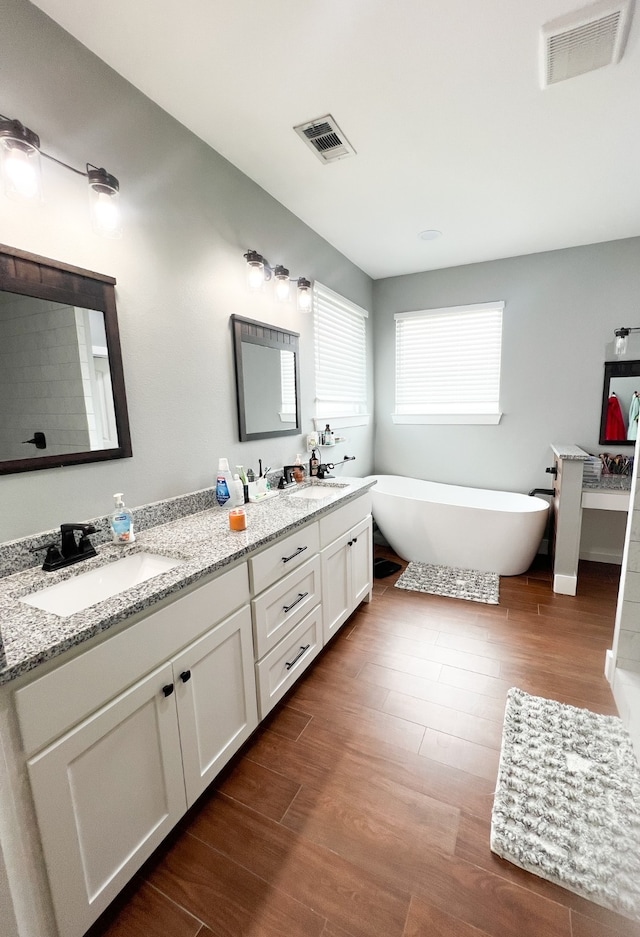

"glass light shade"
[88,168,121,238]
[247,260,265,290]
[297,278,312,313]
[274,265,290,302]
[615,331,629,357]
[0,136,42,201]
[89,189,121,237]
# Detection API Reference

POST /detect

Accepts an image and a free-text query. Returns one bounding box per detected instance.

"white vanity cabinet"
[14,564,257,937]
[321,514,373,643]
[3,485,375,937]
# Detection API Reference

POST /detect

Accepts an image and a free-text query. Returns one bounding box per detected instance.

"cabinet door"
[173,606,258,806]
[350,516,373,607]
[321,531,351,643]
[27,663,186,937]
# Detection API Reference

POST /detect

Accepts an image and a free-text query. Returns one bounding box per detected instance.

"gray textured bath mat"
[491,687,640,922]
[394,561,499,604]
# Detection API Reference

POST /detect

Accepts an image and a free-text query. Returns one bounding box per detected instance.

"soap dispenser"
[293,454,305,483]
[110,493,135,544]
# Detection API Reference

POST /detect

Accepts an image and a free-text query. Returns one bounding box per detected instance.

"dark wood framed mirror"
[0,244,132,474]
[599,359,640,446]
[231,315,301,442]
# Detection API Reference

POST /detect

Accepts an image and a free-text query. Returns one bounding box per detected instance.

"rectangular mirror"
[0,244,132,474]
[231,315,301,441]
[599,359,640,445]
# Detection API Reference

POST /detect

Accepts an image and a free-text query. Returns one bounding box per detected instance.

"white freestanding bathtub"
[367,474,549,576]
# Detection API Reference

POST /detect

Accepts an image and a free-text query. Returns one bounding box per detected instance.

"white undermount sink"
[21,552,183,618]
[287,483,349,500]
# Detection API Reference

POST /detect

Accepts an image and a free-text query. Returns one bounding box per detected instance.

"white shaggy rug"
[491,687,640,922]
[394,561,499,604]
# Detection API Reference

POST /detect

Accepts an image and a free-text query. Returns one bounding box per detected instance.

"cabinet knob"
[162,683,174,697]
[180,670,192,683]
[352,536,358,543]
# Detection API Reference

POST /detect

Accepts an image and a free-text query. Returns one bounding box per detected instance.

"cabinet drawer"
[255,605,322,718]
[249,522,319,594]
[16,563,250,756]
[319,493,371,547]
[252,556,321,659]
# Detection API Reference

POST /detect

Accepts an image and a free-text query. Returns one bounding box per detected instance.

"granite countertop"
[0,478,374,687]
[550,444,590,460]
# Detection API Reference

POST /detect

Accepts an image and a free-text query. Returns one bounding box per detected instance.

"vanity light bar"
[243,250,312,313]
[0,115,121,238]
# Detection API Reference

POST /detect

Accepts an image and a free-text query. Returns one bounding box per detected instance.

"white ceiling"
[29,0,640,279]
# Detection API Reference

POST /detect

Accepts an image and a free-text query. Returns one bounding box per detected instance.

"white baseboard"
[578,549,622,565]
[604,649,614,683]
[553,573,577,595]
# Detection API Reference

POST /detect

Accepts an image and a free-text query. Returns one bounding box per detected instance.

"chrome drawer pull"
[285,644,311,670]
[282,545,307,563]
[283,591,308,614]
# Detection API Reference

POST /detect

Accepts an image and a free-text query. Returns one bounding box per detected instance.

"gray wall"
[0,0,374,542]
[373,239,640,561]
[373,238,640,487]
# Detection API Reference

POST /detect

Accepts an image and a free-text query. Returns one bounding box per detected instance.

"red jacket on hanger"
[606,393,626,440]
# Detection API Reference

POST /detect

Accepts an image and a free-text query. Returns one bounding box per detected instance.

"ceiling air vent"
[294,114,356,164]
[540,0,634,86]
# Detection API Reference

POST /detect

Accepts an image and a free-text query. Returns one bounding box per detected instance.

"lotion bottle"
[232,473,245,507]
[111,493,135,544]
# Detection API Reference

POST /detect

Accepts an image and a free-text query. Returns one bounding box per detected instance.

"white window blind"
[314,282,368,421]
[394,301,504,424]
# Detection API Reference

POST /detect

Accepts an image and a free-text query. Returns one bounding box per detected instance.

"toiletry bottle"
[293,454,305,483]
[232,473,245,507]
[111,493,135,544]
[323,424,335,446]
[216,458,233,508]
[309,447,320,477]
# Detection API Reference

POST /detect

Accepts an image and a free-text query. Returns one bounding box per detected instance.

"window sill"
[392,413,502,425]
[313,414,370,431]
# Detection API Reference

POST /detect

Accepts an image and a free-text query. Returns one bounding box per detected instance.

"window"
[313,282,369,427]
[393,301,504,424]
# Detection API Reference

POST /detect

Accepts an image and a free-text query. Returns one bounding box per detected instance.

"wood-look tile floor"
[91,549,640,937]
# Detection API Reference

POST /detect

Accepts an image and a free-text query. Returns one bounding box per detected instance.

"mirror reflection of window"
[242,343,289,435]
[0,293,117,461]
[280,350,296,423]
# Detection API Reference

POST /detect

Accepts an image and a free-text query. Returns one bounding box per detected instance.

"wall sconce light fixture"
[243,249,313,312]
[0,115,121,237]
[614,327,640,357]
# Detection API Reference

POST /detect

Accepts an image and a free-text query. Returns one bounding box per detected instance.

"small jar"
[228,508,247,531]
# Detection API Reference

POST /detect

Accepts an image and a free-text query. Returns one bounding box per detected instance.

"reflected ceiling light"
[243,250,312,311]
[418,229,442,241]
[0,113,121,237]
[613,327,640,357]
